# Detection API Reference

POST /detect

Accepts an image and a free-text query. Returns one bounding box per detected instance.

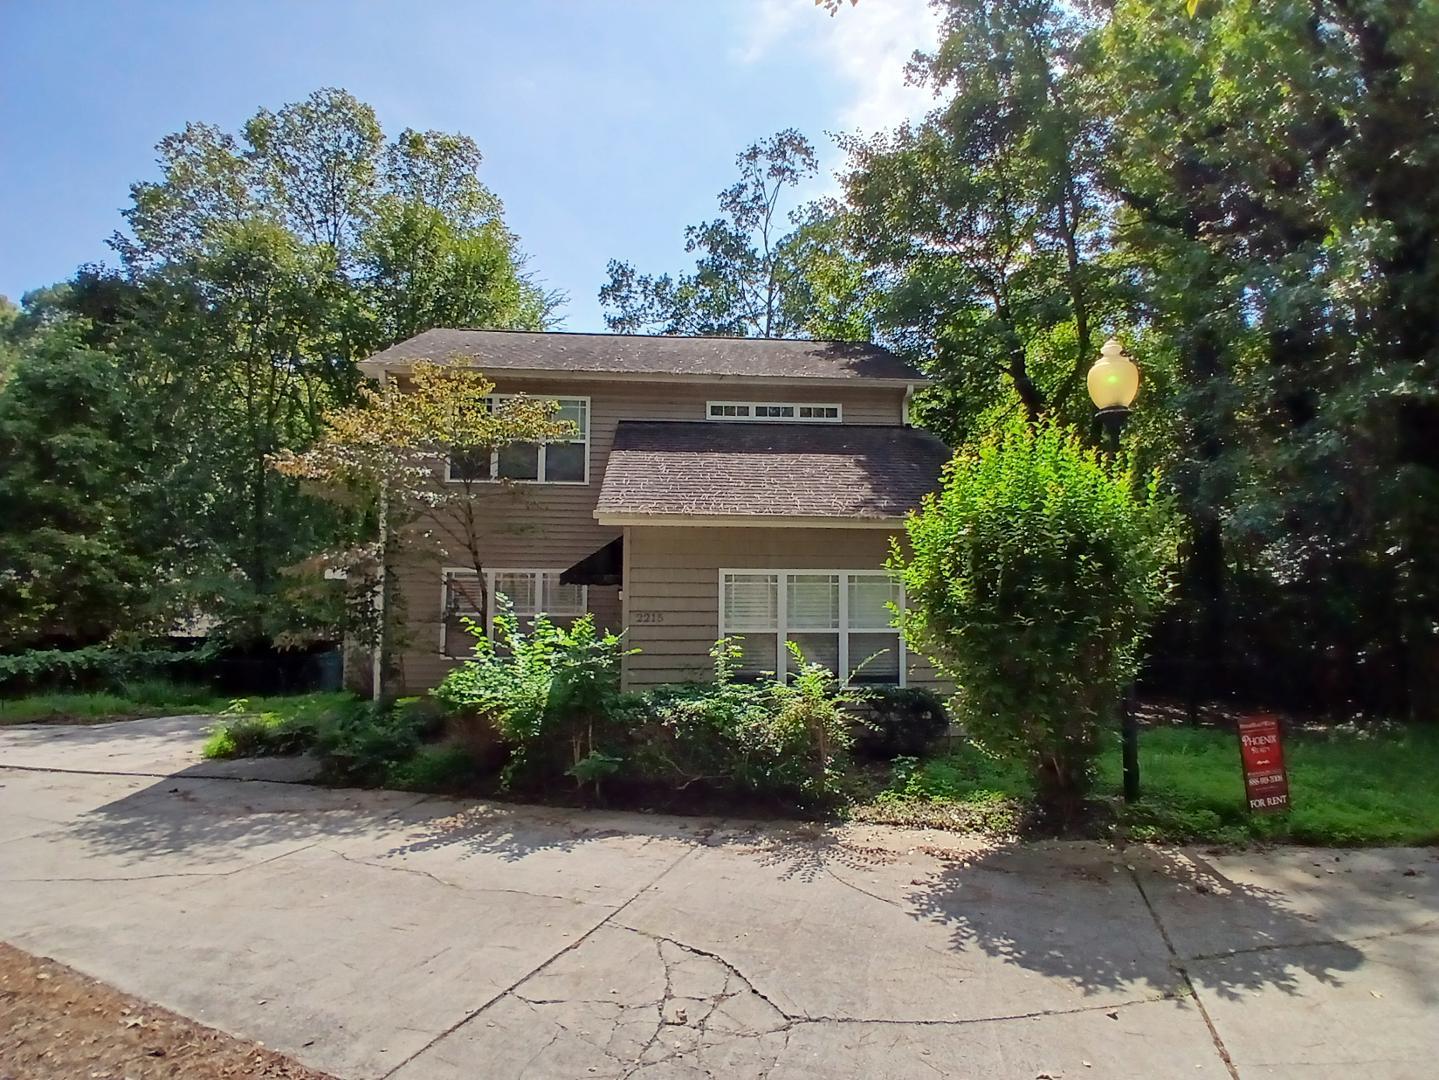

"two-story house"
[355,328,950,694]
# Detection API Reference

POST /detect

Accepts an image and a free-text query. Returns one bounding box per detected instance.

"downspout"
[902,383,916,427]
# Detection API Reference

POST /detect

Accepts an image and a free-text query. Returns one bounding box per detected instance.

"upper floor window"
[448,396,589,484]
[707,401,842,422]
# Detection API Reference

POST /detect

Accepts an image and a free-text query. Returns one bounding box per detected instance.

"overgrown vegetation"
[893,421,1180,824]
[0,682,227,726]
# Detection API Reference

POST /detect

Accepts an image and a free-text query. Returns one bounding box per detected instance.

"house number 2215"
[633,611,665,624]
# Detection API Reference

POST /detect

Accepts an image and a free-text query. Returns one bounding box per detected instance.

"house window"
[441,568,587,655]
[718,570,904,684]
[448,396,589,484]
[706,401,842,422]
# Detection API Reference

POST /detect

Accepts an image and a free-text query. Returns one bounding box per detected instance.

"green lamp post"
[1088,337,1142,802]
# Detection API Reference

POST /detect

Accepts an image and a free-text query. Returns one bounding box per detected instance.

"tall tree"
[1098,0,1439,715]
[601,130,876,339]
[841,0,1115,441]
[271,362,574,699]
[17,88,560,645]
[0,319,164,646]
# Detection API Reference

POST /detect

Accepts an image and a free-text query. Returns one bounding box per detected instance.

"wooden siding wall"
[392,377,908,693]
[622,525,945,691]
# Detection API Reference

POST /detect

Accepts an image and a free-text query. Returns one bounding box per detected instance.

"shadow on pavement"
[905,838,1370,1001]
[55,739,1379,1006]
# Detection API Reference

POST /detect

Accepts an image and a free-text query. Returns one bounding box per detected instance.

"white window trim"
[706,401,843,422]
[717,568,906,686]
[444,394,591,486]
[440,567,588,655]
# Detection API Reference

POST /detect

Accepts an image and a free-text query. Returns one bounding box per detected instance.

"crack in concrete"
[320,847,612,908]
[1130,867,1242,1080]
[379,842,701,1079]
[0,841,320,885]
[1179,915,1439,965]
[0,762,323,786]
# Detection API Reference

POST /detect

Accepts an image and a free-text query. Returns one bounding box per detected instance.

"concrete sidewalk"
[1,716,1435,1079]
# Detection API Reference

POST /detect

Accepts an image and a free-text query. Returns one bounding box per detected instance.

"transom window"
[719,570,904,685]
[441,568,587,655]
[447,396,589,484]
[707,401,842,422]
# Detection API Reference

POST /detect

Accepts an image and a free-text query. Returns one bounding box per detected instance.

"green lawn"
[0,683,347,727]
[857,723,1439,847]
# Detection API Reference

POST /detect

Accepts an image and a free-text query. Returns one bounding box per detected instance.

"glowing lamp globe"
[1088,338,1140,411]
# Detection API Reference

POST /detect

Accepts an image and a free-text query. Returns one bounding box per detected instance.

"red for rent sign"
[1238,715,1290,813]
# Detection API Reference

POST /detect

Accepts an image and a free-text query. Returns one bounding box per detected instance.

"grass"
[0,681,355,732]
[0,680,231,725]
[855,723,1439,847]
[199,692,363,759]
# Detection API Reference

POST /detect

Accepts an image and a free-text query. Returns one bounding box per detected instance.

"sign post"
[1238,714,1290,814]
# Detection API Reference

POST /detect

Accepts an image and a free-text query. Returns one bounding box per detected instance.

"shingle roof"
[595,421,951,521]
[358,329,927,383]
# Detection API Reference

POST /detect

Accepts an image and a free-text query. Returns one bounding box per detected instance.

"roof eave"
[356,357,930,388]
[593,511,907,529]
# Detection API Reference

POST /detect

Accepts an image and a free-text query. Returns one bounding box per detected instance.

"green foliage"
[601,131,877,340]
[200,692,359,759]
[0,682,224,726]
[433,607,635,789]
[0,643,220,694]
[850,685,950,761]
[0,322,168,647]
[384,744,478,793]
[630,640,856,803]
[3,88,559,651]
[841,0,1114,437]
[861,724,1439,846]
[892,421,1180,820]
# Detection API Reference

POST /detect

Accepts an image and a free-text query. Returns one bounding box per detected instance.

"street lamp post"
[1088,337,1142,803]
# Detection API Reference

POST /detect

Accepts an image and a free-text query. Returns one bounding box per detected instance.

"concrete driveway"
[1,716,1435,1079]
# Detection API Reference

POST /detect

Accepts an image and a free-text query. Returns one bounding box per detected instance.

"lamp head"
[1088,338,1140,411]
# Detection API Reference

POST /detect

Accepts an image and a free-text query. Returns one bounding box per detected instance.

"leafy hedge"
[0,642,220,693]
[435,613,859,805]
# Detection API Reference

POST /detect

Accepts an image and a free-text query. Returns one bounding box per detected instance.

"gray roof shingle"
[596,421,951,521]
[358,329,927,383]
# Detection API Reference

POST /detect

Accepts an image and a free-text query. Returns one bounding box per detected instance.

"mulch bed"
[0,942,333,1080]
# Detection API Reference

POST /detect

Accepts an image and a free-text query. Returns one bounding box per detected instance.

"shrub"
[313,700,429,786]
[850,686,949,761]
[202,692,362,760]
[433,606,635,790]
[385,744,478,793]
[891,420,1179,825]
[633,640,855,803]
[0,643,219,694]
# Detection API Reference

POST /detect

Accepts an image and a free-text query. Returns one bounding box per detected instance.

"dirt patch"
[0,942,333,1079]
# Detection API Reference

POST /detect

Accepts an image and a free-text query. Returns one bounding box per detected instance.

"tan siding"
[389,376,911,693]
[622,526,948,693]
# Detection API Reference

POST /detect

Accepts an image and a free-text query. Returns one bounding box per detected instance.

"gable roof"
[595,421,950,524]
[357,329,928,385]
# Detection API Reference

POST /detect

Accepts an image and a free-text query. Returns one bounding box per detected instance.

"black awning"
[560,536,623,587]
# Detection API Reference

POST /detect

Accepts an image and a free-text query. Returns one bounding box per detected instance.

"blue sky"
[1,0,938,332]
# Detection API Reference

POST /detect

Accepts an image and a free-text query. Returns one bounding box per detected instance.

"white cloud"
[737,0,941,138]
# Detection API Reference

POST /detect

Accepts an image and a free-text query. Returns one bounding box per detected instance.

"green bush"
[312,701,429,786]
[0,643,219,693]
[632,640,855,803]
[850,686,949,761]
[201,692,363,760]
[385,744,478,793]
[892,420,1179,824]
[433,606,634,790]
